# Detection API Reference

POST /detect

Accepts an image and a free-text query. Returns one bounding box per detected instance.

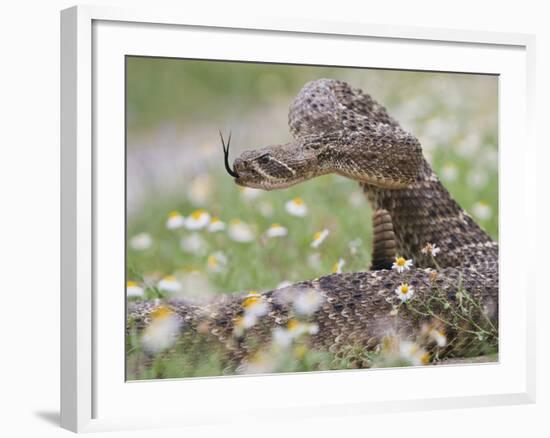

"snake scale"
[128,79,498,371]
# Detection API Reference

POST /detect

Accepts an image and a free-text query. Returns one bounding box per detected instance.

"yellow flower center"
[190,209,206,220]
[292,197,304,205]
[381,335,399,352]
[420,352,430,364]
[168,211,181,218]
[127,280,138,287]
[230,219,241,225]
[271,223,281,228]
[287,319,300,331]
[207,255,218,267]
[400,284,409,294]
[151,305,173,320]
[242,293,260,309]
[163,275,176,281]
[210,216,220,223]
[313,231,322,240]
[395,257,407,267]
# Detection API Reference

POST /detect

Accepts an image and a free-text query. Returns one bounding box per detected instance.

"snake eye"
[305,141,322,150]
[257,154,271,165]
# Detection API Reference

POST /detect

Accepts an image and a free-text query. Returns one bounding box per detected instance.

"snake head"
[232,140,324,190]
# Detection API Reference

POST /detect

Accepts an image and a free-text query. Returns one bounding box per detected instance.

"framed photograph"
[61,5,536,432]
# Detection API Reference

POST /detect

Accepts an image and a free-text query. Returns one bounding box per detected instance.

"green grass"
[127,174,374,294]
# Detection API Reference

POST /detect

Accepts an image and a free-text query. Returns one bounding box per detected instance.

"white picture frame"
[60,5,536,433]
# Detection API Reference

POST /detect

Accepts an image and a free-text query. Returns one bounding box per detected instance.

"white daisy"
[233,292,268,336]
[285,197,308,217]
[272,320,318,348]
[399,340,430,366]
[126,280,144,298]
[348,238,362,255]
[293,289,324,316]
[265,223,288,238]
[471,201,492,221]
[207,217,226,233]
[141,306,181,354]
[392,256,413,273]
[180,233,207,255]
[272,327,294,348]
[422,117,452,146]
[166,211,185,230]
[129,232,153,251]
[457,133,480,158]
[157,275,182,293]
[287,319,319,336]
[233,313,259,337]
[421,243,441,257]
[467,170,488,188]
[242,292,269,318]
[185,209,211,230]
[307,323,319,335]
[380,334,400,354]
[440,163,458,182]
[332,258,345,274]
[395,283,415,302]
[207,251,227,273]
[429,327,447,347]
[240,187,262,201]
[228,219,255,243]
[258,201,274,217]
[310,229,330,249]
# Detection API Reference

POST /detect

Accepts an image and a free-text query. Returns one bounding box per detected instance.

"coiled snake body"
[129,79,498,369]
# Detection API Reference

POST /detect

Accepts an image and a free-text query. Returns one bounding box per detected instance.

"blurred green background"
[126,56,498,297]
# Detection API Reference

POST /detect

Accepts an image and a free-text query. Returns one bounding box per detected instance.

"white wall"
[1,0,547,436]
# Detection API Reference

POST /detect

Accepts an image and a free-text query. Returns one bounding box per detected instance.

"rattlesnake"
[128,79,498,371]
